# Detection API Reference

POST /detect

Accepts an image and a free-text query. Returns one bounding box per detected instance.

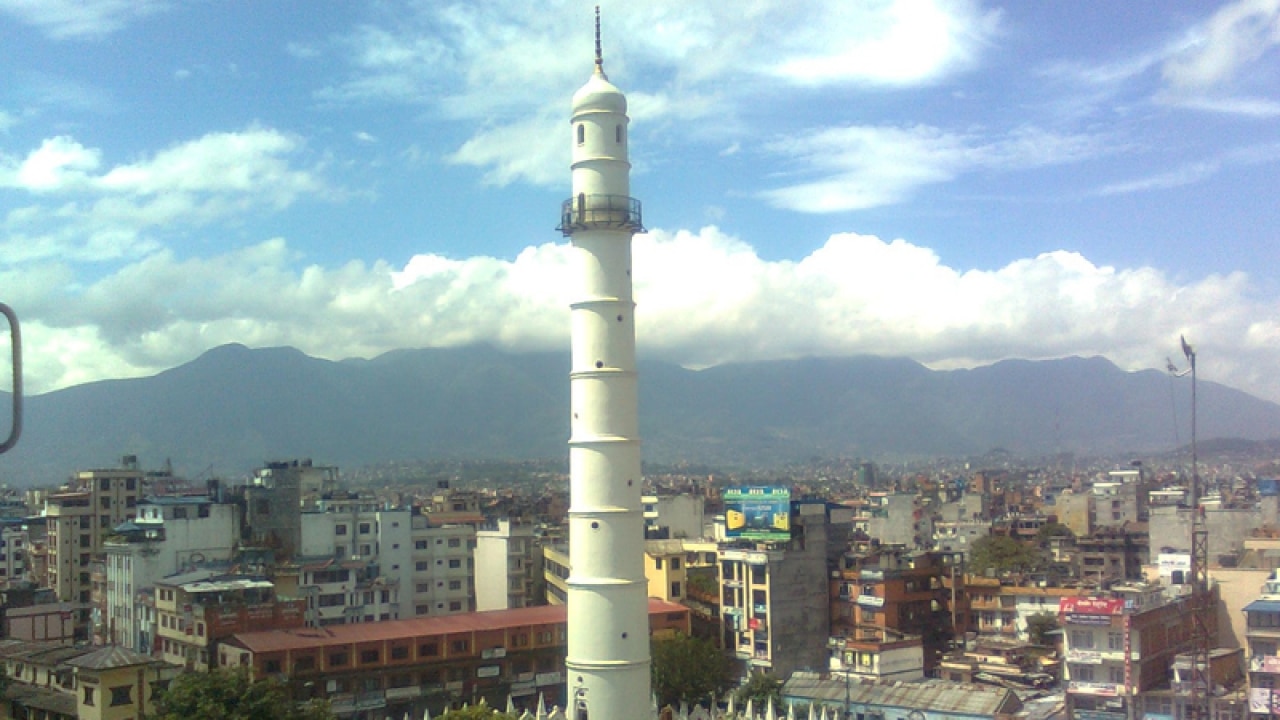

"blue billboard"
[724,486,791,541]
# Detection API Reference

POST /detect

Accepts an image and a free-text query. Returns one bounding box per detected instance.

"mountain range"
[1,343,1278,486]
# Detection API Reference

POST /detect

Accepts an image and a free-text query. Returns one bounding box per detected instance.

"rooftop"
[229,598,688,654]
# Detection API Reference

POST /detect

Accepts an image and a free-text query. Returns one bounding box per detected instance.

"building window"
[671,558,681,570]
[84,686,96,706]
[449,580,462,591]
[415,540,428,549]
[329,652,348,667]
[449,601,463,611]
[416,561,430,571]
[420,642,439,657]
[451,639,469,653]
[655,558,663,569]
[448,538,461,548]
[1107,632,1124,650]
[1070,630,1094,649]
[1109,666,1125,684]
[359,523,371,535]
[671,581,682,598]
[1072,665,1094,682]
[265,659,282,674]
[577,124,585,145]
[391,645,409,660]
[616,125,623,143]
[449,559,461,569]
[336,524,348,536]
[360,649,379,664]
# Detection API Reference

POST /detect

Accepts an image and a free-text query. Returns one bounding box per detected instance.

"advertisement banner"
[724,487,792,541]
[1251,688,1271,714]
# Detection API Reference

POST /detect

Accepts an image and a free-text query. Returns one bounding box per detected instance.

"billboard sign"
[1061,597,1124,625]
[724,487,792,541]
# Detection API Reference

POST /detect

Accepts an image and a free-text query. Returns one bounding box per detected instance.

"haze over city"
[2,0,1279,405]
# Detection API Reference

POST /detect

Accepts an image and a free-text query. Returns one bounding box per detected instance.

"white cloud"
[759,124,1101,213]
[1,136,102,191]
[11,228,1280,408]
[1163,0,1280,91]
[319,0,1001,188]
[0,128,326,263]
[0,0,168,39]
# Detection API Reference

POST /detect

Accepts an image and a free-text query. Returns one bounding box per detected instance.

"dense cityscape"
[2,445,1280,720]
[4,3,1280,720]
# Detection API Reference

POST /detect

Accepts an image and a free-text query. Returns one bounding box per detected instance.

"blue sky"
[1,0,1279,407]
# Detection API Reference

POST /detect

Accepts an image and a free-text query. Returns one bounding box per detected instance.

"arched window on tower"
[577,124,585,145]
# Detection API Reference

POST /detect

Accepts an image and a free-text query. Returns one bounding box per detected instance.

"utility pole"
[1172,336,1209,720]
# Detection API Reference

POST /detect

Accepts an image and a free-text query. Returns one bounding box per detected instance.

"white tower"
[559,10,649,720]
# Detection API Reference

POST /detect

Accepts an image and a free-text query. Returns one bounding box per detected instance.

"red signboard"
[1060,597,1124,617]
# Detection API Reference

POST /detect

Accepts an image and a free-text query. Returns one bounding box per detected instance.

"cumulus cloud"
[0,0,169,39]
[10,228,1280,407]
[0,128,326,263]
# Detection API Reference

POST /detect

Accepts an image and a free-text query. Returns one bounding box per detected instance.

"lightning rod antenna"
[595,6,604,74]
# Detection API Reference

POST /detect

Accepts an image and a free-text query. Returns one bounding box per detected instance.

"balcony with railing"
[557,194,644,235]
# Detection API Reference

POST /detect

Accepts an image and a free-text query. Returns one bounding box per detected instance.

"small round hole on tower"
[591,521,600,529]
[627,479,633,486]
[616,315,624,322]
[595,361,604,369]
[621,632,629,639]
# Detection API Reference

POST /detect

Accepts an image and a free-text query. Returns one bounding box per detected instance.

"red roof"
[229,598,687,654]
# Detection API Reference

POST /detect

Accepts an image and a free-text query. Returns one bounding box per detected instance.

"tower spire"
[594,6,604,75]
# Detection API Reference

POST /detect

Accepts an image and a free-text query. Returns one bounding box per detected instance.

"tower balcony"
[557,194,644,236]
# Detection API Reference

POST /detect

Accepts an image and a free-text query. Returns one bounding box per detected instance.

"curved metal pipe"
[0,302,21,454]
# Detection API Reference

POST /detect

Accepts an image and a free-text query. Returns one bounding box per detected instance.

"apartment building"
[831,546,956,676]
[153,572,305,670]
[219,599,691,719]
[1,522,30,584]
[475,519,537,611]
[1061,583,1215,720]
[642,493,706,540]
[100,495,239,650]
[965,575,1083,641]
[720,504,829,680]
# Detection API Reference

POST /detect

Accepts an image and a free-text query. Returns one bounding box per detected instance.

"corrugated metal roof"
[1244,599,1280,613]
[228,598,688,654]
[64,645,169,670]
[782,672,1022,718]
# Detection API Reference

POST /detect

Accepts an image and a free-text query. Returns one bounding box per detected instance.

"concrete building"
[153,572,305,670]
[475,519,538,611]
[44,460,150,606]
[720,505,829,680]
[100,495,240,651]
[642,494,706,540]
[0,522,29,585]
[865,494,928,549]
[243,459,331,560]
[1061,583,1221,720]
[832,546,956,676]
[219,599,691,719]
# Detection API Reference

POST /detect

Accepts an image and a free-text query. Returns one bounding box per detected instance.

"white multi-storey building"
[475,518,538,611]
[409,514,474,616]
[101,496,239,651]
[0,524,30,584]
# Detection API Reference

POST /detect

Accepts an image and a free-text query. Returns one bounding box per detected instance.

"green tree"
[651,633,732,708]
[968,535,1045,576]
[148,668,333,720]
[1026,612,1060,647]
[731,672,783,714]
[1034,522,1074,544]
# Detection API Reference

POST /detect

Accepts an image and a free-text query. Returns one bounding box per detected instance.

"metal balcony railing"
[557,194,644,236]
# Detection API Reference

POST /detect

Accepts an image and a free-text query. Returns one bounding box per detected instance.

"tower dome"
[572,71,626,115]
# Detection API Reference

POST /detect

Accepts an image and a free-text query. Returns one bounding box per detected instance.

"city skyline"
[2,1,1279,403]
